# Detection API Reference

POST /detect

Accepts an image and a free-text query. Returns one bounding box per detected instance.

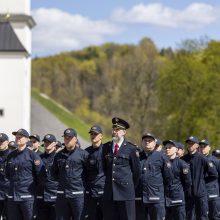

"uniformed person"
[163,140,192,220]
[176,142,185,158]
[36,134,58,220]
[199,139,220,220]
[52,128,89,220]
[182,136,218,220]
[29,134,42,155]
[8,141,17,151]
[55,141,63,153]
[0,133,10,220]
[85,125,105,220]
[212,149,220,159]
[155,138,163,152]
[138,133,173,220]
[102,117,140,220]
[6,129,43,220]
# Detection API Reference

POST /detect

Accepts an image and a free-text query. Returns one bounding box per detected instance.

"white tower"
[0,0,35,139]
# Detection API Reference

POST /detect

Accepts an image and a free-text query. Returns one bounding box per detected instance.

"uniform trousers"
[56,196,84,220]
[103,200,135,220]
[36,200,56,220]
[85,196,103,220]
[185,196,208,220]
[0,199,7,220]
[7,200,34,220]
[208,198,220,220]
[165,205,185,220]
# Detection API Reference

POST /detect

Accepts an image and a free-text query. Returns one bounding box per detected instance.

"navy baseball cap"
[176,142,184,150]
[163,140,178,147]
[156,138,162,145]
[0,133,9,142]
[185,136,199,144]
[199,139,210,146]
[29,134,41,142]
[56,141,63,148]
[26,141,33,148]
[8,141,17,149]
[112,117,130,129]
[43,134,56,143]
[12,129,29,138]
[89,125,102,134]
[142,133,156,140]
[212,149,220,157]
[62,128,77,137]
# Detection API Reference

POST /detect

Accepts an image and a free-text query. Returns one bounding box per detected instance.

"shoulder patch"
[34,160,41,166]
[166,162,171,168]
[209,162,214,168]
[183,168,189,174]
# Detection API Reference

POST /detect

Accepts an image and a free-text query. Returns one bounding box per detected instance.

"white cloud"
[112,3,220,29]
[32,8,122,56]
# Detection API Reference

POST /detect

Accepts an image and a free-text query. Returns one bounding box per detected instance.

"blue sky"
[31,0,220,57]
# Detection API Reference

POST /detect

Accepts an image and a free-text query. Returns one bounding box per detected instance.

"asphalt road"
[30,98,90,149]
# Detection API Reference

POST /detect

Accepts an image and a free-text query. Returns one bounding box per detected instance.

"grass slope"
[31,89,91,142]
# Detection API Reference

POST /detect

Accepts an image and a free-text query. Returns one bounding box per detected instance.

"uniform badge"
[46,135,50,138]
[136,151,140,157]
[209,162,214,167]
[183,168,189,174]
[166,162,171,168]
[115,118,119,122]
[34,160,41,166]
[66,129,71,134]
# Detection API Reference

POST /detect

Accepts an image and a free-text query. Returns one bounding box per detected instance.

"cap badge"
[66,129,70,133]
[0,134,2,137]
[46,135,50,138]
[183,168,189,174]
[115,118,119,122]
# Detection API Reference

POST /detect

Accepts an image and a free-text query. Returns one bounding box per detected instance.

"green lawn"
[31,89,91,142]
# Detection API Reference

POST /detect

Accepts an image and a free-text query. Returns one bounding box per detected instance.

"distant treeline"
[32,37,220,145]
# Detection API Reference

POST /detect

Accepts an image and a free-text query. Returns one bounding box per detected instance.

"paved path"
[30,98,90,149]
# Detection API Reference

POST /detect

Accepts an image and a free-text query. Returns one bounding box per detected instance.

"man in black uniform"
[182,136,218,220]
[85,125,105,220]
[0,133,10,220]
[6,128,43,220]
[102,117,140,220]
[36,134,58,220]
[29,134,42,155]
[52,128,88,220]
[163,140,192,220]
[199,139,220,220]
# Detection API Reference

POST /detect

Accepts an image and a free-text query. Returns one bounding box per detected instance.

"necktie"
[114,143,119,155]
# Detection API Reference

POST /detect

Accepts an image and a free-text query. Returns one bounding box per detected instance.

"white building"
[0,0,35,139]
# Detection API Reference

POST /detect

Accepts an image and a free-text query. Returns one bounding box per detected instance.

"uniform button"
[114,157,116,160]
[15,167,18,171]
[143,167,146,170]
[113,171,115,173]
[113,164,116,166]
[112,178,115,181]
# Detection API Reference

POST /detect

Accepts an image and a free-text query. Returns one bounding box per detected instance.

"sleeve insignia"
[34,160,41,166]
[209,162,214,167]
[183,168,189,174]
[166,162,171,168]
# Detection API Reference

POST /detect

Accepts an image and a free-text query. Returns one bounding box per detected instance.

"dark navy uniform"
[36,150,58,220]
[164,157,192,220]
[138,150,173,220]
[52,147,89,220]
[205,155,220,220]
[102,140,141,220]
[182,151,218,220]
[85,143,105,220]
[0,148,10,220]
[6,147,43,220]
